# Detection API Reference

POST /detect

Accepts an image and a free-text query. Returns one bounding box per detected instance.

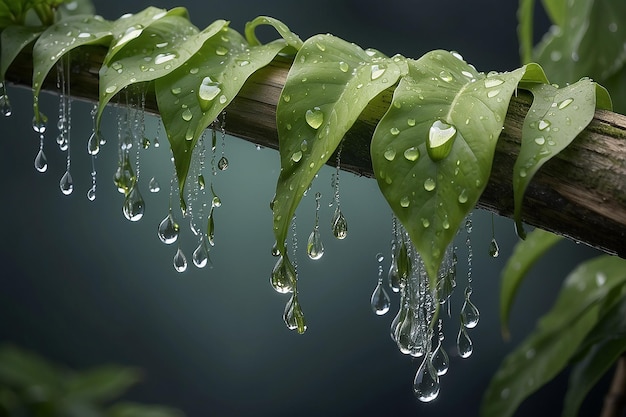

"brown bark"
[5,47,626,257]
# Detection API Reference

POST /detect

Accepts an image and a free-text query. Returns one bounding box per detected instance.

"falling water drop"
[34,149,48,172]
[59,170,73,195]
[306,228,324,260]
[457,326,473,358]
[371,282,391,315]
[148,177,160,192]
[283,294,298,330]
[331,207,348,239]
[87,187,96,201]
[217,156,229,170]
[432,328,449,376]
[192,239,210,268]
[413,356,440,402]
[206,211,215,246]
[460,287,480,328]
[122,184,145,221]
[87,131,100,155]
[488,237,500,258]
[173,247,187,272]
[158,212,179,244]
[270,255,296,294]
[388,244,401,292]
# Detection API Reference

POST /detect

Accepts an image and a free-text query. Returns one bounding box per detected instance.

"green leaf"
[64,365,141,403]
[533,0,626,91]
[96,14,211,129]
[482,255,626,417]
[371,51,526,284]
[517,0,535,64]
[244,15,302,51]
[107,402,184,417]
[272,34,404,255]
[500,228,562,339]
[562,293,626,417]
[56,0,95,20]
[513,78,597,238]
[0,0,29,27]
[0,24,42,81]
[0,344,61,394]
[156,23,288,209]
[31,14,112,119]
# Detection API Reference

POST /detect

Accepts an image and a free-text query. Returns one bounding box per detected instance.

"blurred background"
[0,0,608,416]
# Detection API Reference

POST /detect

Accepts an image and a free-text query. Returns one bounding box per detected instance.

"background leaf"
[500,228,562,339]
[272,34,403,254]
[107,402,184,417]
[156,23,289,208]
[482,255,626,417]
[64,365,141,404]
[513,78,597,237]
[0,24,42,81]
[371,51,525,283]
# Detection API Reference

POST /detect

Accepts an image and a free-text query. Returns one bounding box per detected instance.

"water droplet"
[173,247,187,272]
[32,114,47,133]
[370,64,386,80]
[86,187,96,201]
[421,218,430,228]
[291,151,303,162]
[489,238,500,258]
[461,288,480,328]
[413,356,440,402]
[403,146,419,161]
[339,61,349,72]
[283,295,298,330]
[270,255,296,293]
[331,207,348,239]
[439,70,453,82]
[215,45,228,56]
[217,156,229,170]
[105,85,117,94]
[113,158,135,194]
[305,107,324,129]
[390,127,400,136]
[400,196,410,208]
[197,77,221,111]
[0,93,12,116]
[519,168,527,178]
[407,118,416,126]
[148,177,160,192]
[538,119,551,131]
[59,170,73,195]
[424,178,436,191]
[306,228,324,260]
[458,189,468,204]
[558,98,573,109]
[534,136,546,145]
[34,149,48,172]
[370,282,391,315]
[181,108,193,121]
[427,120,457,161]
[487,89,501,98]
[431,342,449,376]
[484,77,504,88]
[219,95,227,104]
[154,53,176,65]
[122,184,145,221]
[192,240,210,268]
[171,87,182,95]
[383,146,396,161]
[282,94,291,103]
[457,326,473,358]
[87,131,99,155]
[158,213,179,244]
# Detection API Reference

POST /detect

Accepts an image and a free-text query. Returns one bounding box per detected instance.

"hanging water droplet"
[488,237,500,258]
[217,156,229,170]
[270,255,296,293]
[87,186,96,201]
[34,149,48,172]
[370,282,391,315]
[192,239,210,268]
[59,170,73,195]
[461,287,480,328]
[305,107,324,129]
[427,120,457,161]
[158,212,179,244]
[173,247,187,272]
[306,228,324,260]
[148,177,160,192]
[113,157,135,194]
[0,93,12,117]
[331,207,348,239]
[206,212,215,246]
[432,340,449,376]
[413,356,440,402]
[388,253,401,293]
[32,113,47,133]
[457,326,473,358]
[283,294,298,330]
[122,184,145,221]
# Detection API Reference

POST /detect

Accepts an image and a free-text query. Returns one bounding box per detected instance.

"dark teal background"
[0,1,606,416]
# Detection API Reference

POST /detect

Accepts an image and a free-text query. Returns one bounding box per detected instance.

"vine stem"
[4,48,626,257]
[601,355,626,417]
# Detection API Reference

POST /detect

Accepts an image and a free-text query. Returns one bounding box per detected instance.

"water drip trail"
[331,144,348,239]
[306,192,324,260]
[370,252,391,315]
[58,54,73,196]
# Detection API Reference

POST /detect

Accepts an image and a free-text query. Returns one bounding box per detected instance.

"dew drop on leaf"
[305,107,324,129]
[427,120,457,161]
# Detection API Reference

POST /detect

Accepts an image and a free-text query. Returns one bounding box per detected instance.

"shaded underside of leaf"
[372,51,526,284]
[513,78,597,238]
[499,227,562,339]
[156,25,288,208]
[482,255,626,417]
[272,34,403,254]
[0,24,42,81]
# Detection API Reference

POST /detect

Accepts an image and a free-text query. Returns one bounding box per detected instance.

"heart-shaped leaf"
[482,255,626,417]
[156,21,294,209]
[31,14,112,119]
[371,51,528,284]
[272,34,404,255]
[513,78,597,238]
[96,15,223,130]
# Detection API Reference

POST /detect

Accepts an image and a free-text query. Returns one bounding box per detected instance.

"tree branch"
[5,47,626,257]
